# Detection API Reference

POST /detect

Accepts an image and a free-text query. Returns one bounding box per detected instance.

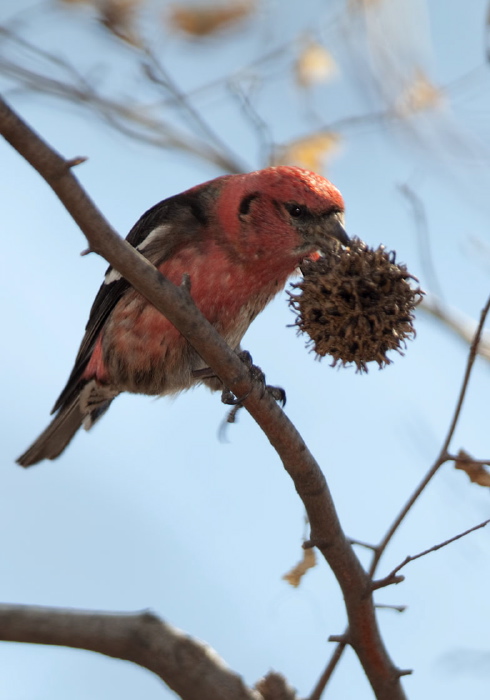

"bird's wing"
[51,190,213,413]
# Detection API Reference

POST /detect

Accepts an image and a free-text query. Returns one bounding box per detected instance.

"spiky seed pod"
[289,238,424,372]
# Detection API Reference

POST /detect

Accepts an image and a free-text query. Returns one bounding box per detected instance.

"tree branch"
[309,292,490,695]
[372,518,490,591]
[308,640,347,700]
[398,179,490,363]
[420,294,490,364]
[398,183,444,300]
[0,26,246,174]
[369,293,490,576]
[0,94,406,700]
[0,604,261,700]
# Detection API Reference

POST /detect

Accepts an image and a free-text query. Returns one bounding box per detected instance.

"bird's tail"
[17,395,86,467]
[17,380,117,468]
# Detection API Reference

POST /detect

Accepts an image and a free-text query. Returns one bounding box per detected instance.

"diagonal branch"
[420,293,490,363]
[308,289,490,698]
[0,26,245,174]
[369,292,490,577]
[398,183,444,300]
[0,94,406,700]
[372,518,490,591]
[309,640,347,700]
[0,604,261,700]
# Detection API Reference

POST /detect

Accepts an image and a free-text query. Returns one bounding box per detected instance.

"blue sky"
[1,0,490,698]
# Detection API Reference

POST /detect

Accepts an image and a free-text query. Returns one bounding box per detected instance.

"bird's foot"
[221,351,286,424]
[193,351,286,427]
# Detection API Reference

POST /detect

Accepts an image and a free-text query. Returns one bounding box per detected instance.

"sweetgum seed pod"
[288,238,424,372]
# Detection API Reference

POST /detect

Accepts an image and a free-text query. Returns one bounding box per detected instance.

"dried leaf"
[98,0,143,45]
[348,0,384,10]
[58,0,143,43]
[455,449,490,488]
[295,42,337,87]
[275,132,340,173]
[282,547,316,588]
[395,68,443,116]
[168,1,255,38]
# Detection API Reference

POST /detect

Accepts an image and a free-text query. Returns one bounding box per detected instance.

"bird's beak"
[297,212,350,260]
[333,221,350,246]
[311,212,350,257]
[326,212,350,247]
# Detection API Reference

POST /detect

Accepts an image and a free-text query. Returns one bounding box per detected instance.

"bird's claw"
[221,387,251,406]
[266,385,287,406]
[220,350,286,422]
[194,351,286,431]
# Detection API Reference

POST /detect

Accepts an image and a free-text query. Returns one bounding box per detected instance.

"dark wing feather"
[51,190,213,414]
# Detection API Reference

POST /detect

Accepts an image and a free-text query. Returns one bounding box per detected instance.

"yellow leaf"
[97,0,144,45]
[275,132,341,173]
[395,68,443,116]
[168,1,255,38]
[348,0,384,10]
[455,449,490,488]
[296,42,337,87]
[282,547,317,588]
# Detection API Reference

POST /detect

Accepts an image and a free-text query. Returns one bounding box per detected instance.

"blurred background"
[1,0,490,697]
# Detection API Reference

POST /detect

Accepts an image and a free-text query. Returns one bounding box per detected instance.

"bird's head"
[214,166,349,266]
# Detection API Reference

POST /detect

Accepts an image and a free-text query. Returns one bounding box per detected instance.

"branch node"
[374,603,407,613]
[65,156,88,169]
[370,574,405,592]
[376,518,490,587]
[80,247,94,256]
[349,537,379,552]
[328,634,349,644]
[397,668,413,678]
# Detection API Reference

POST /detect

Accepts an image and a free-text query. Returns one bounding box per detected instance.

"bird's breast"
[88,243,295,395]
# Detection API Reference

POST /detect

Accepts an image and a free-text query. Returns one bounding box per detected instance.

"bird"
[17,166,349,467]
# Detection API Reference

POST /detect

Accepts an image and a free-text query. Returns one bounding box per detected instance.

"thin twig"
[420,294,490,364]
[371,575,405,592]
[228,79,275,167]
[309,640,347,700]
[349,538,378,551]
[373,519,490,591]
[449,453,490,466]
[485,0,490,62]
[369,293,490,577]
[0,26,244,173]
[375,604,407,613]
[142,47,248,172]
[399,183,444,300]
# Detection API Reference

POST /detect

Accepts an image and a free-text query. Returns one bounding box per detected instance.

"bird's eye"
[286,203,306,218]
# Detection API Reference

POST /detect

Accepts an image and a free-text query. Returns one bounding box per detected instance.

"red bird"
[17,166,348,467]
